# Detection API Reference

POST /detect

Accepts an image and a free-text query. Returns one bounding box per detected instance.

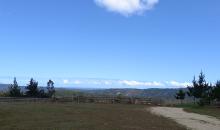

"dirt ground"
[149,107,220,130]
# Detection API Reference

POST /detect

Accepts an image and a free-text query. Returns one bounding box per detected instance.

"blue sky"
[0,0,220,88]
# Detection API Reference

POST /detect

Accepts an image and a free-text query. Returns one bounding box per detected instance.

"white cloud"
[119,80,164,87]
[104,81,112,85]
[63,79,69,84]
[94,0,159,16]
[0,76,195,89]
[166,81,192,88]
[61,78,192,89]
[73,80,81,85]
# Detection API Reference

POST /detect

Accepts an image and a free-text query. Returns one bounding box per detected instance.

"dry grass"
[0,103,186,130]
[177,104,220,119]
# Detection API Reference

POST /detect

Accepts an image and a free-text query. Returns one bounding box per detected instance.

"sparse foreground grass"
[0,103,186,130]
[175,104,220,119]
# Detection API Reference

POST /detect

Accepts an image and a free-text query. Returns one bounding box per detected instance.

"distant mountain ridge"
[0,84,9,91]
[78,88,188,99]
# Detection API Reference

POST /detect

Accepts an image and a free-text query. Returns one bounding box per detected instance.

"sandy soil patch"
[149,107,220,130]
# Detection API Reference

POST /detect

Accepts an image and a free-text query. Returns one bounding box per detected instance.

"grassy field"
[0,103,186,130]
[176,104,220,119]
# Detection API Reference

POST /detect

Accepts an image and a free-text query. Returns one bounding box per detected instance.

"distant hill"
[0,84,9,91]
[55,88,190,101]
[81,88,188,99]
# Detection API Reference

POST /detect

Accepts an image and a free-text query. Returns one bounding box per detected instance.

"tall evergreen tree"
[187,76,197,104]
[8,77,22,97]
[25,78,39,97]
[187,71,213,105]
[197,72,209,98]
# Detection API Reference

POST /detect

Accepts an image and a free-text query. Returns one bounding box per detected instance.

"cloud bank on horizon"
[0,76,191,89]
[62,79,191,89]
[94,0,159,16]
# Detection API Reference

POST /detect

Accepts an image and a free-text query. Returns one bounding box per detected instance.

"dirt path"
[149,107,220,130]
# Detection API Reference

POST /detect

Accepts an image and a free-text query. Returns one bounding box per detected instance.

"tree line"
[175,71,220,106]
[3,78,55,98]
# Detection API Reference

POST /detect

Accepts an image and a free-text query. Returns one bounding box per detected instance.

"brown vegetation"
[0,103,186,130]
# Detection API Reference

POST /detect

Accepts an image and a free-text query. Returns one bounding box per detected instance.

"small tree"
[25,78,39,97]
[175,90,185,104]
[204,83,214,104]
[8,77,22,97]
[0,91,4,97]
[187,76,197,104]
[115,92,123,103]
[38,88,47,98]
[47,79,55,98]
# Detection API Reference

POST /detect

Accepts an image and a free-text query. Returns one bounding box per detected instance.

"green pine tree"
[25,78,39,97]
[8,77,22,97]
[187,71,213,106]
